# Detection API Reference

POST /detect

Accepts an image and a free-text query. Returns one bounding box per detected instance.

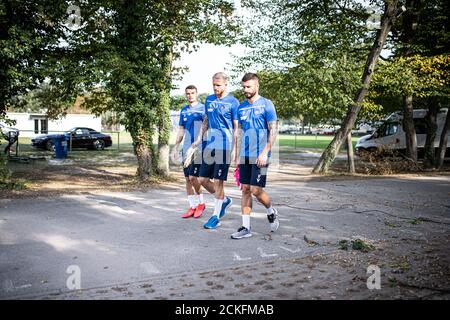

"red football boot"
[181,207,196,219]
[193,203,206,218]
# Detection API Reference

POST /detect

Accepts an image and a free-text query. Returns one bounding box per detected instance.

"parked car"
[355,109,450,157]
[31,127,112,151]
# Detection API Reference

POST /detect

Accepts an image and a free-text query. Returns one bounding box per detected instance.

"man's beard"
[215,89,225,96]
[244,91,256,99]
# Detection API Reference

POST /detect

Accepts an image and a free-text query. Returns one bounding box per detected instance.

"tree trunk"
[423,98,439,168]
[157,90,171,175]
[402,95,417,162]
[313,0,400,174]
[400,0,420,162]
[347,132,355,173]
[156,45,173,176]
[436,108,450,169]
[132,128,155,180]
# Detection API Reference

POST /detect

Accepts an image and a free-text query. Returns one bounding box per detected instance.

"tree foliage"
[234,0,384,123]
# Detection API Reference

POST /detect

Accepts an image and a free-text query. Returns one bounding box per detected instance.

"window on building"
[34,118,49,134]
[40,119,48,134]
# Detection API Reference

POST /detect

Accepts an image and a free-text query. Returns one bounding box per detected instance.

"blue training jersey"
[204,93,239,150]
[237,96,277,158]
[178,102,206,156]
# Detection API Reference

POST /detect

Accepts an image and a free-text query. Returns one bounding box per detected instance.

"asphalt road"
[1,169,449,299]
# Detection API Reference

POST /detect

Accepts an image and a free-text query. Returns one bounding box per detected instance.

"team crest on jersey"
[254,106,264,115]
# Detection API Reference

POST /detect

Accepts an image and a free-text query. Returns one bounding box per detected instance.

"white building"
[4,112,102,137]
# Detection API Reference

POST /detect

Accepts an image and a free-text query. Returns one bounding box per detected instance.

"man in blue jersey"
[231,73,280,239]
[193,72,240,229]
[172,85,206,219]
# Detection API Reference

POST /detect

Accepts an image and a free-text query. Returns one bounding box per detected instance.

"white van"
[355,109,450,157]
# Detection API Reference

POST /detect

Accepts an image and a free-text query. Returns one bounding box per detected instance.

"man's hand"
[256,151,268,168]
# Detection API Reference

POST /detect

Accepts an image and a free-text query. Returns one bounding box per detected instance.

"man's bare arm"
[193,114,208,147]
[265,120,278,152]
[256,120,278,167]
[233,121,242,166]
[172,126,185,159]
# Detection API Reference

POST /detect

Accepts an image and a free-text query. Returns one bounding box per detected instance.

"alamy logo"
[66,265,81,290]
[367,265,381,290]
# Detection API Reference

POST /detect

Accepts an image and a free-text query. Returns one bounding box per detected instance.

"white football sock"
[242,215,251,230]
[198,193,204,205]
[188,195,196,209]
[213,198,224,217]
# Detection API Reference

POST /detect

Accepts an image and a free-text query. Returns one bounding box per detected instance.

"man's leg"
[199,177,215,194]
[203,157,232,229]
[250,186,279,232]
[210,179,225,219]
[231,161,253,239]
[249,164,279,232]
[213,179,225,200]
[189,175,202,195]
[181,173,197,218]
[189,173,206,218]
[185,177,194,196]
[250,186,271,207]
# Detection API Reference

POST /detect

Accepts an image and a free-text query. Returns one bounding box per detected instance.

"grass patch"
[351,239,375,252]
[410,218,423,225]
[384,220,398,228]
[338,238,375,252]
[338,240,350,250]
[277,134,358,149]
[0,180,27,190]
[390,262,410,272]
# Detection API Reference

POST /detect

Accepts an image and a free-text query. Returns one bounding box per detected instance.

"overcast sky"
[171,43,247,96]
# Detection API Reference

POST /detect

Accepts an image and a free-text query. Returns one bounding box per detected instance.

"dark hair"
[241,73,259,82]
[185,85,198,92]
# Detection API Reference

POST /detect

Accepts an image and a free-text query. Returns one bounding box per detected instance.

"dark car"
[31,127,112,151]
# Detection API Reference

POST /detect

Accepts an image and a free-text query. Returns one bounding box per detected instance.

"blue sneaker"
[203,215,221,229]
[219,197,232,218]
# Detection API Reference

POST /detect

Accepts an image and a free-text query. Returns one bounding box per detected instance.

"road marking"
[15,284,32,290]
[233,252,251,261]
[2,280,32,292]
[279,246,302,253]
[257,247,278,258]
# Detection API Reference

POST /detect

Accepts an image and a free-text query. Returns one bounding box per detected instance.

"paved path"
[1,169,449,299]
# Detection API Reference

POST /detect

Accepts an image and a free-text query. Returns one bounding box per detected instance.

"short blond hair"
[212,72,229,83]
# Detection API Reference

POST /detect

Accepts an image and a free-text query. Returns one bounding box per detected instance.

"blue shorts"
[239,157,269,188]
[199,149,231,181]
[183,163,201,178]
